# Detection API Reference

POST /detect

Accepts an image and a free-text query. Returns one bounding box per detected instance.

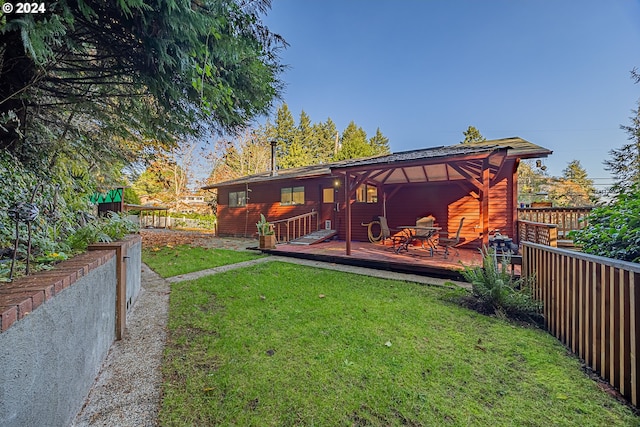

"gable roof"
[202,137,552,189]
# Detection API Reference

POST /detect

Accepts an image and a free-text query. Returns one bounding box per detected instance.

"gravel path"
[72,247,468,426]
[71,263,170,427]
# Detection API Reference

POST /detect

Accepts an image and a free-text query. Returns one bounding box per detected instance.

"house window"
[323,188,334,203]
[229,190,246,207]
[356,184,378,203]
[281,186,305,205]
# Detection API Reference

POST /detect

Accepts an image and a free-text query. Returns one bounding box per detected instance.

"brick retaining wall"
[0,234,141,427]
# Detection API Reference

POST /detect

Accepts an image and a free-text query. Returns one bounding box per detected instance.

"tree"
[282,110,313,168]
[207,129,272,184]
[604,106,640,195]
[547,160,597,206]
[571,184,640,263]
[517,161,550,205]
[369,128,391,155]
[461,126,486,144]
[334,121,373,161]
[311,118,339,164]
[273,104,298,168]
[0,0,286,176]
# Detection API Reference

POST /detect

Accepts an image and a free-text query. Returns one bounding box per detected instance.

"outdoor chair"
[378,216,408,252]
[438,217,465,259]
[412,215,436,250]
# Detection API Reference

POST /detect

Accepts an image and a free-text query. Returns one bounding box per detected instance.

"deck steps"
[289,229,337,245]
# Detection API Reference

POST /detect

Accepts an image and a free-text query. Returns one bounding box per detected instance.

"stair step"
[289,229,337,245]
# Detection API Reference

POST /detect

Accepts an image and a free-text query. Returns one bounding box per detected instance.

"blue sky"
[260,0,640,189]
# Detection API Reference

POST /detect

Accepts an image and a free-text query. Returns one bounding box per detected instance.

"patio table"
[396,226,441,255]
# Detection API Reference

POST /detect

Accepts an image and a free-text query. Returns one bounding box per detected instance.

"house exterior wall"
[216,158,519,246]
[217,176,339,237]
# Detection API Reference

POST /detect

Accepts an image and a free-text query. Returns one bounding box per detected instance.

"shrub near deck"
[159,262,639,426]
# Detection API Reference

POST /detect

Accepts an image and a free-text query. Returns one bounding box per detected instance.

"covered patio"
[332,138,552,256]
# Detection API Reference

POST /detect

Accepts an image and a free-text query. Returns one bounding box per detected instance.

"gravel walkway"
[72,250,468,426]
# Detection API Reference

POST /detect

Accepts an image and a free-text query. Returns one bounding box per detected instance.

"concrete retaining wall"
[0,235,141,427]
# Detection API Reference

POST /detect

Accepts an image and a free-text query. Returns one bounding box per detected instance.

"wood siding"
[217,177,338,237]
[217,159,519,246]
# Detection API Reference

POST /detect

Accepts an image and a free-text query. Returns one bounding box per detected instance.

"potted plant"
[256,213,276,249]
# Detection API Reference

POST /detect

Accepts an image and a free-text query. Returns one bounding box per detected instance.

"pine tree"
[274,104,298,169]
[312,118,339,163]
[461,126,486,144]
[605,106,640,195]
[368,128,391,155]
[335,121,373,161]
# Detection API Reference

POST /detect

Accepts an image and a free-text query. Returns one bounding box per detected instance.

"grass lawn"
[142,245,264,278]
[158,261,639,426]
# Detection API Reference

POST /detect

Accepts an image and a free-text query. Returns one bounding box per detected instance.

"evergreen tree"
[461,126,486,144]
[0,0,286,174]
[369,128,391,155]
[312,118,339,163]
[274,104,298,169]
[286,110,314,167]
[605,106,640,195]
[335,121,374,161]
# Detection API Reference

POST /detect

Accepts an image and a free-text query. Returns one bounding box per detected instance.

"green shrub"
[66,213,139,251]
[570,185,640,263]
[461,247,542,321]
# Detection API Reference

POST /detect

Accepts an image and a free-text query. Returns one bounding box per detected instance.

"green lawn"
[157,260,639,426]
[142,245,264,278]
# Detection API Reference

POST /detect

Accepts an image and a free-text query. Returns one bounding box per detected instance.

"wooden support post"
[481,158,490,247]
[88,242,127,340]
[345,173,352,256]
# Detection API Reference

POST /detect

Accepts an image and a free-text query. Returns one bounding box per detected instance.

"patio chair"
[378,216,408,252]
[413,215,436,250]
[438,217,465,259]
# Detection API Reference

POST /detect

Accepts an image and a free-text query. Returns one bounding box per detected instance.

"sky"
[258,0,640,190]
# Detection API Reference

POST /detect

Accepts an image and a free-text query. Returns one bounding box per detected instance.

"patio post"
[482,158,490,246]
[345,172,351,255]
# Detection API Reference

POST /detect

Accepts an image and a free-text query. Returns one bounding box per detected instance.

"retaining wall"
[0,235,141,427]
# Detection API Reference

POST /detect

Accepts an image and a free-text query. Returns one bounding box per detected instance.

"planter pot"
[259,234,276,249]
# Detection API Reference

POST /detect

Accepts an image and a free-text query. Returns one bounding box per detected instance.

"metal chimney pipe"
[270,140,278,176]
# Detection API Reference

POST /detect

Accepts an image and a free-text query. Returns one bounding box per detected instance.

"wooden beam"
[379,169,395,185]
[401,167,411,183]
[421,165,429,181]
[449,162,483,191]
[345,172,352,256]
[489,149,509,186]
[482,158,490,246]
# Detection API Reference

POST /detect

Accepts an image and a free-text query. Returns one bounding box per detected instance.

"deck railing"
[518,220,558,247]
[270,211,319,243]
[518,207,592,238]
[522,242,640,406]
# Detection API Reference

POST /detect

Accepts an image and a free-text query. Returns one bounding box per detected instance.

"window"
[281,186,305,205]
[355,184,378,203]
[323,188,334,203]
[356,184,378,203]
[229,190,246,207]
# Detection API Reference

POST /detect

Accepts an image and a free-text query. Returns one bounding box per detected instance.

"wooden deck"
[262,240,485,280]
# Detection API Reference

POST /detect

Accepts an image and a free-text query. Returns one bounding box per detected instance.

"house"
[202,137,552,251]
[175,194,212,214]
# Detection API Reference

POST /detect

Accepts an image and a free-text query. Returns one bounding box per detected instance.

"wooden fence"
[518,207,592,239]
[271,211,319,243]
[518,220,558,247]
[522,242,640,406]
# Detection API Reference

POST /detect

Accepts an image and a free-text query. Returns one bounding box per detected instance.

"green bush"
[570,185,640,263]
[461,247,542,321]
[66,213,139,251]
